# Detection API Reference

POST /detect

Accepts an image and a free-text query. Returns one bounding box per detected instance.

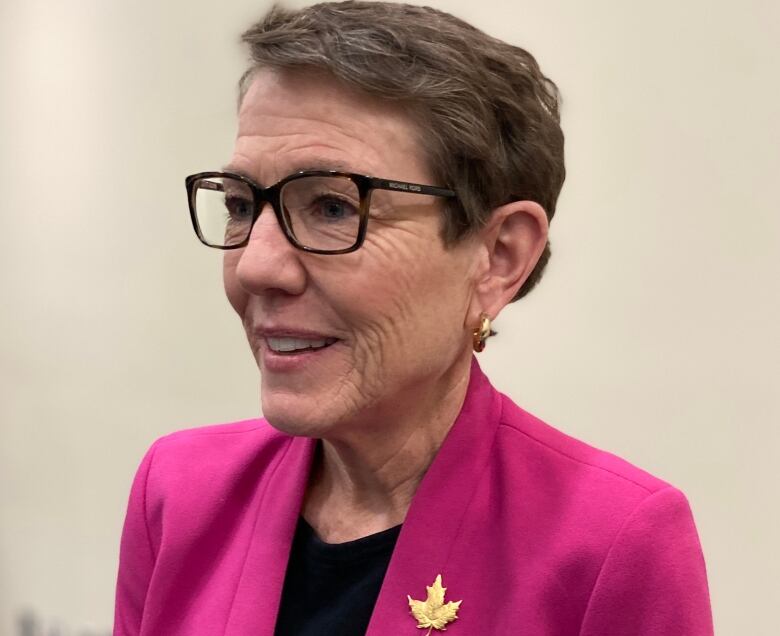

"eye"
[312,195,358,222]
[224,195,253,221]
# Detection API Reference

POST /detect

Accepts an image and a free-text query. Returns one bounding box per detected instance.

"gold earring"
[472,312,492,352]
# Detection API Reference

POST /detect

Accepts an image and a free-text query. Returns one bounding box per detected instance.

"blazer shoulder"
[141,418,293,503]
[155,417,278,443]
[151,418,288,456]
[496,392,674,497]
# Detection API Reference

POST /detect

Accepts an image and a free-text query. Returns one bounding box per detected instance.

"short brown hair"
[239,1,565,299]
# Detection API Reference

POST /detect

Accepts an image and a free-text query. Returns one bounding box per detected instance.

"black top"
[274,516,402,636]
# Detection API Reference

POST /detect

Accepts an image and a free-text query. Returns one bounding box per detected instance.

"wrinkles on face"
[329,229,461,421]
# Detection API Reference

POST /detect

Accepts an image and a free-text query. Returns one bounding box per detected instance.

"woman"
[114,2,713,634]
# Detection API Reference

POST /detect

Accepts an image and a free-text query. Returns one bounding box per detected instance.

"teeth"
[267,337,336,353]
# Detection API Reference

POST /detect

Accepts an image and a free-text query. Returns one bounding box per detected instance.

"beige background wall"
[1,0,777,634]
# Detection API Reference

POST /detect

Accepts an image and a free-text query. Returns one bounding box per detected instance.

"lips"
[266,336,338,353]
[253,326,341,356]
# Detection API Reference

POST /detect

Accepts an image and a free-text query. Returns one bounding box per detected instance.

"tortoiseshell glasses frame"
[185,170,457,255]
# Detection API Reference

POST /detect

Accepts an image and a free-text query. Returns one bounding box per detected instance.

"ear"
[467,200,549,326]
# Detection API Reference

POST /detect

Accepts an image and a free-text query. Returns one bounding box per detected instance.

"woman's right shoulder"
[146,416,290,459]
[131,418,294,506]
[153,417,283,449]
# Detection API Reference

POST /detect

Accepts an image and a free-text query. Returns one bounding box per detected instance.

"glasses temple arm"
[368,178,456,199]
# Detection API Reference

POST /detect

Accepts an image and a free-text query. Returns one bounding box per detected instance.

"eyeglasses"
[185,170,457,255]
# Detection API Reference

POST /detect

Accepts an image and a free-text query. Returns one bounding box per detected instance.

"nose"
[233,203,307,296]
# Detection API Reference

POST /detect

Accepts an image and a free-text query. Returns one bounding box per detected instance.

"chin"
[260,390,339,438]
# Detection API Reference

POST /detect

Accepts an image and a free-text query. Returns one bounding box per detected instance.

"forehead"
[231,68,433,185]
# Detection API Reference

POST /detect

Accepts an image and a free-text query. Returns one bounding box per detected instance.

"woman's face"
[223,69,483,438]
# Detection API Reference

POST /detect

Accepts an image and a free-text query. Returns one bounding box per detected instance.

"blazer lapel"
[366,357,501,636]
[224,433,316,634]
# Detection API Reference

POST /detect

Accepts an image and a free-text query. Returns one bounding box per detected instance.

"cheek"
[334,238,473,365]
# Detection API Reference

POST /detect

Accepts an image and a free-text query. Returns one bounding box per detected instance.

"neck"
[302,351,473,542]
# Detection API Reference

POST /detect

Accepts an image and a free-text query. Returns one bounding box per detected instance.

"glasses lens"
[192,176,254,247]
[281,175,363,251]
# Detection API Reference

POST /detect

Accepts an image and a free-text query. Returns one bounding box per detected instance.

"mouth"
[265,336,339,355]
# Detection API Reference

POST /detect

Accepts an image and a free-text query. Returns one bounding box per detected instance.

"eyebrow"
[221,158,365,183]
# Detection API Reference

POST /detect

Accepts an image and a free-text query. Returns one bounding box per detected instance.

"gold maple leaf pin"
[407,574,462,634]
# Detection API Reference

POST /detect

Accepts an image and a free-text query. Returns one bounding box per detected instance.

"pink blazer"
[114,358,713,635]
